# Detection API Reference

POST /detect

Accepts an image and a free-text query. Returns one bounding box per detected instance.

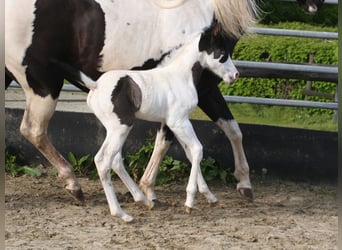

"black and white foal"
[57,23,239,222]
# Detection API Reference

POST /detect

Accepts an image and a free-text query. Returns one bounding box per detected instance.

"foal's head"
[198,21,239,84]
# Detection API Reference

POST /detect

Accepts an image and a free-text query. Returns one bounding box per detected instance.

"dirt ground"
[5,170,337,250]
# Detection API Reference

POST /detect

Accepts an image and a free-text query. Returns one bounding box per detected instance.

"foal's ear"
[199,20,221,51]
[212,22,222,36]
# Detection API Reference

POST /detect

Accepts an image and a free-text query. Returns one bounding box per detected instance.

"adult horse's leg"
[5,74,12,89]
[18,72,84,203]
[139,124,173,201]
[140,71,253,201]
[5,67,16,89]
[197,70,253,200]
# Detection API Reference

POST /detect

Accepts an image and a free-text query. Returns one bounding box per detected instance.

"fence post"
[333,86,338,122]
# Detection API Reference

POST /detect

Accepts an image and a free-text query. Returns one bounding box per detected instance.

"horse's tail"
[50,59,97,91]
[212,0,261,39]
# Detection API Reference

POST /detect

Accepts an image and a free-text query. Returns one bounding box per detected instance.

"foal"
[57,23,239,222]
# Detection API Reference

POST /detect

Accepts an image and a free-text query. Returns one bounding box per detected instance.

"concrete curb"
[5,108,338,182]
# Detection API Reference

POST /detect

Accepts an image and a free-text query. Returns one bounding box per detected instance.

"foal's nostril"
[234,71,239,79]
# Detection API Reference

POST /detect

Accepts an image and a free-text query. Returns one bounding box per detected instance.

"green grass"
[190,104,337,132]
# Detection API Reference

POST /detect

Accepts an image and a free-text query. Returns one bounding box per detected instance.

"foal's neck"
[161,35,202,73]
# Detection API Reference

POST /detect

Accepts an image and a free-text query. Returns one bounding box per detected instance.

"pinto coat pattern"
[54,23,240,222]
[5,0,258,203]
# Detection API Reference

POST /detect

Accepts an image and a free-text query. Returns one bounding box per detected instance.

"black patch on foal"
[191,62,204,87]
[111,76,142,126]
[199,22,237,63]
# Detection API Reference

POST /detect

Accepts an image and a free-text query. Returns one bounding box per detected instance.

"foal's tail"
[50,59,97,91]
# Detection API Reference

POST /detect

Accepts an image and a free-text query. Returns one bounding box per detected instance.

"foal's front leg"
[168,119,217,212]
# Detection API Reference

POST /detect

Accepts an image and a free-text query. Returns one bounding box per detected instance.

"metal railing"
[225,12,338,110]
[8,1,338,111]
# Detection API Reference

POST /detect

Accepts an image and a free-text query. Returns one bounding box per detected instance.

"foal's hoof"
[121,214,134,223]
[238,188,254,202]
[185,206,192,214]
[65,187,85,205]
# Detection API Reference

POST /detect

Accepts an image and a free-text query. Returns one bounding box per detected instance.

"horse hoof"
[185,206,192,214]
[121,214,134,223]
[206,193,218,204]
[65,187,85,205]
[146,200,155,210]
[208,198,218,207]
[238,188,253,202]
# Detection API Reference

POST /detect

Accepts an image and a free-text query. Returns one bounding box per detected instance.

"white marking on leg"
[216,119,252,191]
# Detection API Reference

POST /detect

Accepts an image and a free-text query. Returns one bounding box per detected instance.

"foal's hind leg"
[95,123,152,222]
[197,71,253,201]
[139,124,172,201]
[20,90,83,202]
[94,130,134,222]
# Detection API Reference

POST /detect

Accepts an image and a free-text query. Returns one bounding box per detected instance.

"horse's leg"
[94,121,152,222]
[20,88,84,202]
[94,127,134,222]
[5,74,12,89]
[112,152,154,209]
[168,119,217,212]
[197,70,253,200]
[139,123,173,201]
[216,119,253,199]
[5,67,15,89]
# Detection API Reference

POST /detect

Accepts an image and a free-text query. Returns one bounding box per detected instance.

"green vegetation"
[216,21,338,126]
[5,149,42,177]
[190,104,337,132]
[67,152,98,180]
[124,137,234,185]
[225,22,337,119]
[258,0,338,27]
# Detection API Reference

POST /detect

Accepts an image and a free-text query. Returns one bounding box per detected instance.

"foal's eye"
[219,51,228,63]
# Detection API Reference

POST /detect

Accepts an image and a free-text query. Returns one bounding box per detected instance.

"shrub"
[223,22,338,115]
[258,0,338,27]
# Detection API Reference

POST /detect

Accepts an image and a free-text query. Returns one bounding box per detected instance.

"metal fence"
[224,0,339,110]
[226,1,339,111]
[8,0,339,111]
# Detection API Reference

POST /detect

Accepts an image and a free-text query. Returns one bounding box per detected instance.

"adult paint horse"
[54,21,240,221]
[138,0,327,203]
[5,0,258,203]
[297,0,325,12]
